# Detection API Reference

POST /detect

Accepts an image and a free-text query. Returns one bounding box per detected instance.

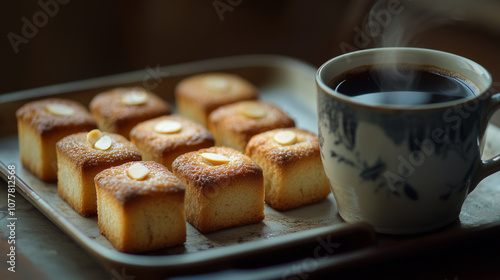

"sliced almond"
[239,102,266,119]
[121,90,148,105]
[46,103,75,116]
[203,76,229,91]
[86,129,103,146]
[274,130,297,145]
[127,163,150,180]
[201,152,231,165]
[94,135,112,150]
[154,120,182,134]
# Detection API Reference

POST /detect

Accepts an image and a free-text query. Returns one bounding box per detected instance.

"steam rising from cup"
[366,0,458,94]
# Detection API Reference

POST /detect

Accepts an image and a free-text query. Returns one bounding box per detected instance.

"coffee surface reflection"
[328,64,477,106]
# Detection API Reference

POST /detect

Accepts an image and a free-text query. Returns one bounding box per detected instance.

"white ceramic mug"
[317,47,500,234]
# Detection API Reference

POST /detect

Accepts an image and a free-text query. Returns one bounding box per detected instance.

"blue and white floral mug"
[317,47,500,234]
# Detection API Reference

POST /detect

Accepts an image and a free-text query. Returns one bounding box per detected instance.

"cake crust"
[89,87,172,137]
[245,128,320,167]
[172,146,263,192]
[56,132,141,216]
[208,100,295,152]
[175,73,259,126]
[57,132,142,173]
[246,128,331,210]
[172,146,264,233]
[130,115,215,170]
[95,161,185,204]
[16,98,97,135]
[95,161,186,253]
[16,98,97,181]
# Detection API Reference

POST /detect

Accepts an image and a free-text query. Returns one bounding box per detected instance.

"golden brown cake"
[245,128,331,211]
[172,146,264,233]
[56,130,141,216]
[129,115,215,170]
[207,100,295,152]
[15,98,97,182]
[175,72,259,127]
[89,87,172,138]
[95,161,186,253]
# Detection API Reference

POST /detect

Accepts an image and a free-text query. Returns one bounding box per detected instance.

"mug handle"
[472,93,500,192]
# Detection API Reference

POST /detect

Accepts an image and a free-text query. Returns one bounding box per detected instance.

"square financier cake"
[174,72,259,127]
[245,128,331,211]
[16,98,97,182]
[89,87,172,138]
[95,161,186,253]
[130,115,215,171]
[172,146,264,233]
[56,129,141,217]
[208,100,295,152]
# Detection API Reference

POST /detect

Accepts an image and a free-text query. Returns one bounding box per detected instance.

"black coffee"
[328,64,477,106]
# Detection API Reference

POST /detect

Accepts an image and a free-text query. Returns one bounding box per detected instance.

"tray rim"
[0,159,372,268]
[0,54,378,272]
[0,54,317,103]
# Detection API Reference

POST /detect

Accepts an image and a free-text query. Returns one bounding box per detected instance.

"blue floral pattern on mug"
[318,90,482,201]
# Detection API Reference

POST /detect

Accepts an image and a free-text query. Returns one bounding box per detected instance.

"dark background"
[2,0,500,94]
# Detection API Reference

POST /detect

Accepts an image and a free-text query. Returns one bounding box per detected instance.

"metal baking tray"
[1,55,500,279]
[0,55,379,279]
